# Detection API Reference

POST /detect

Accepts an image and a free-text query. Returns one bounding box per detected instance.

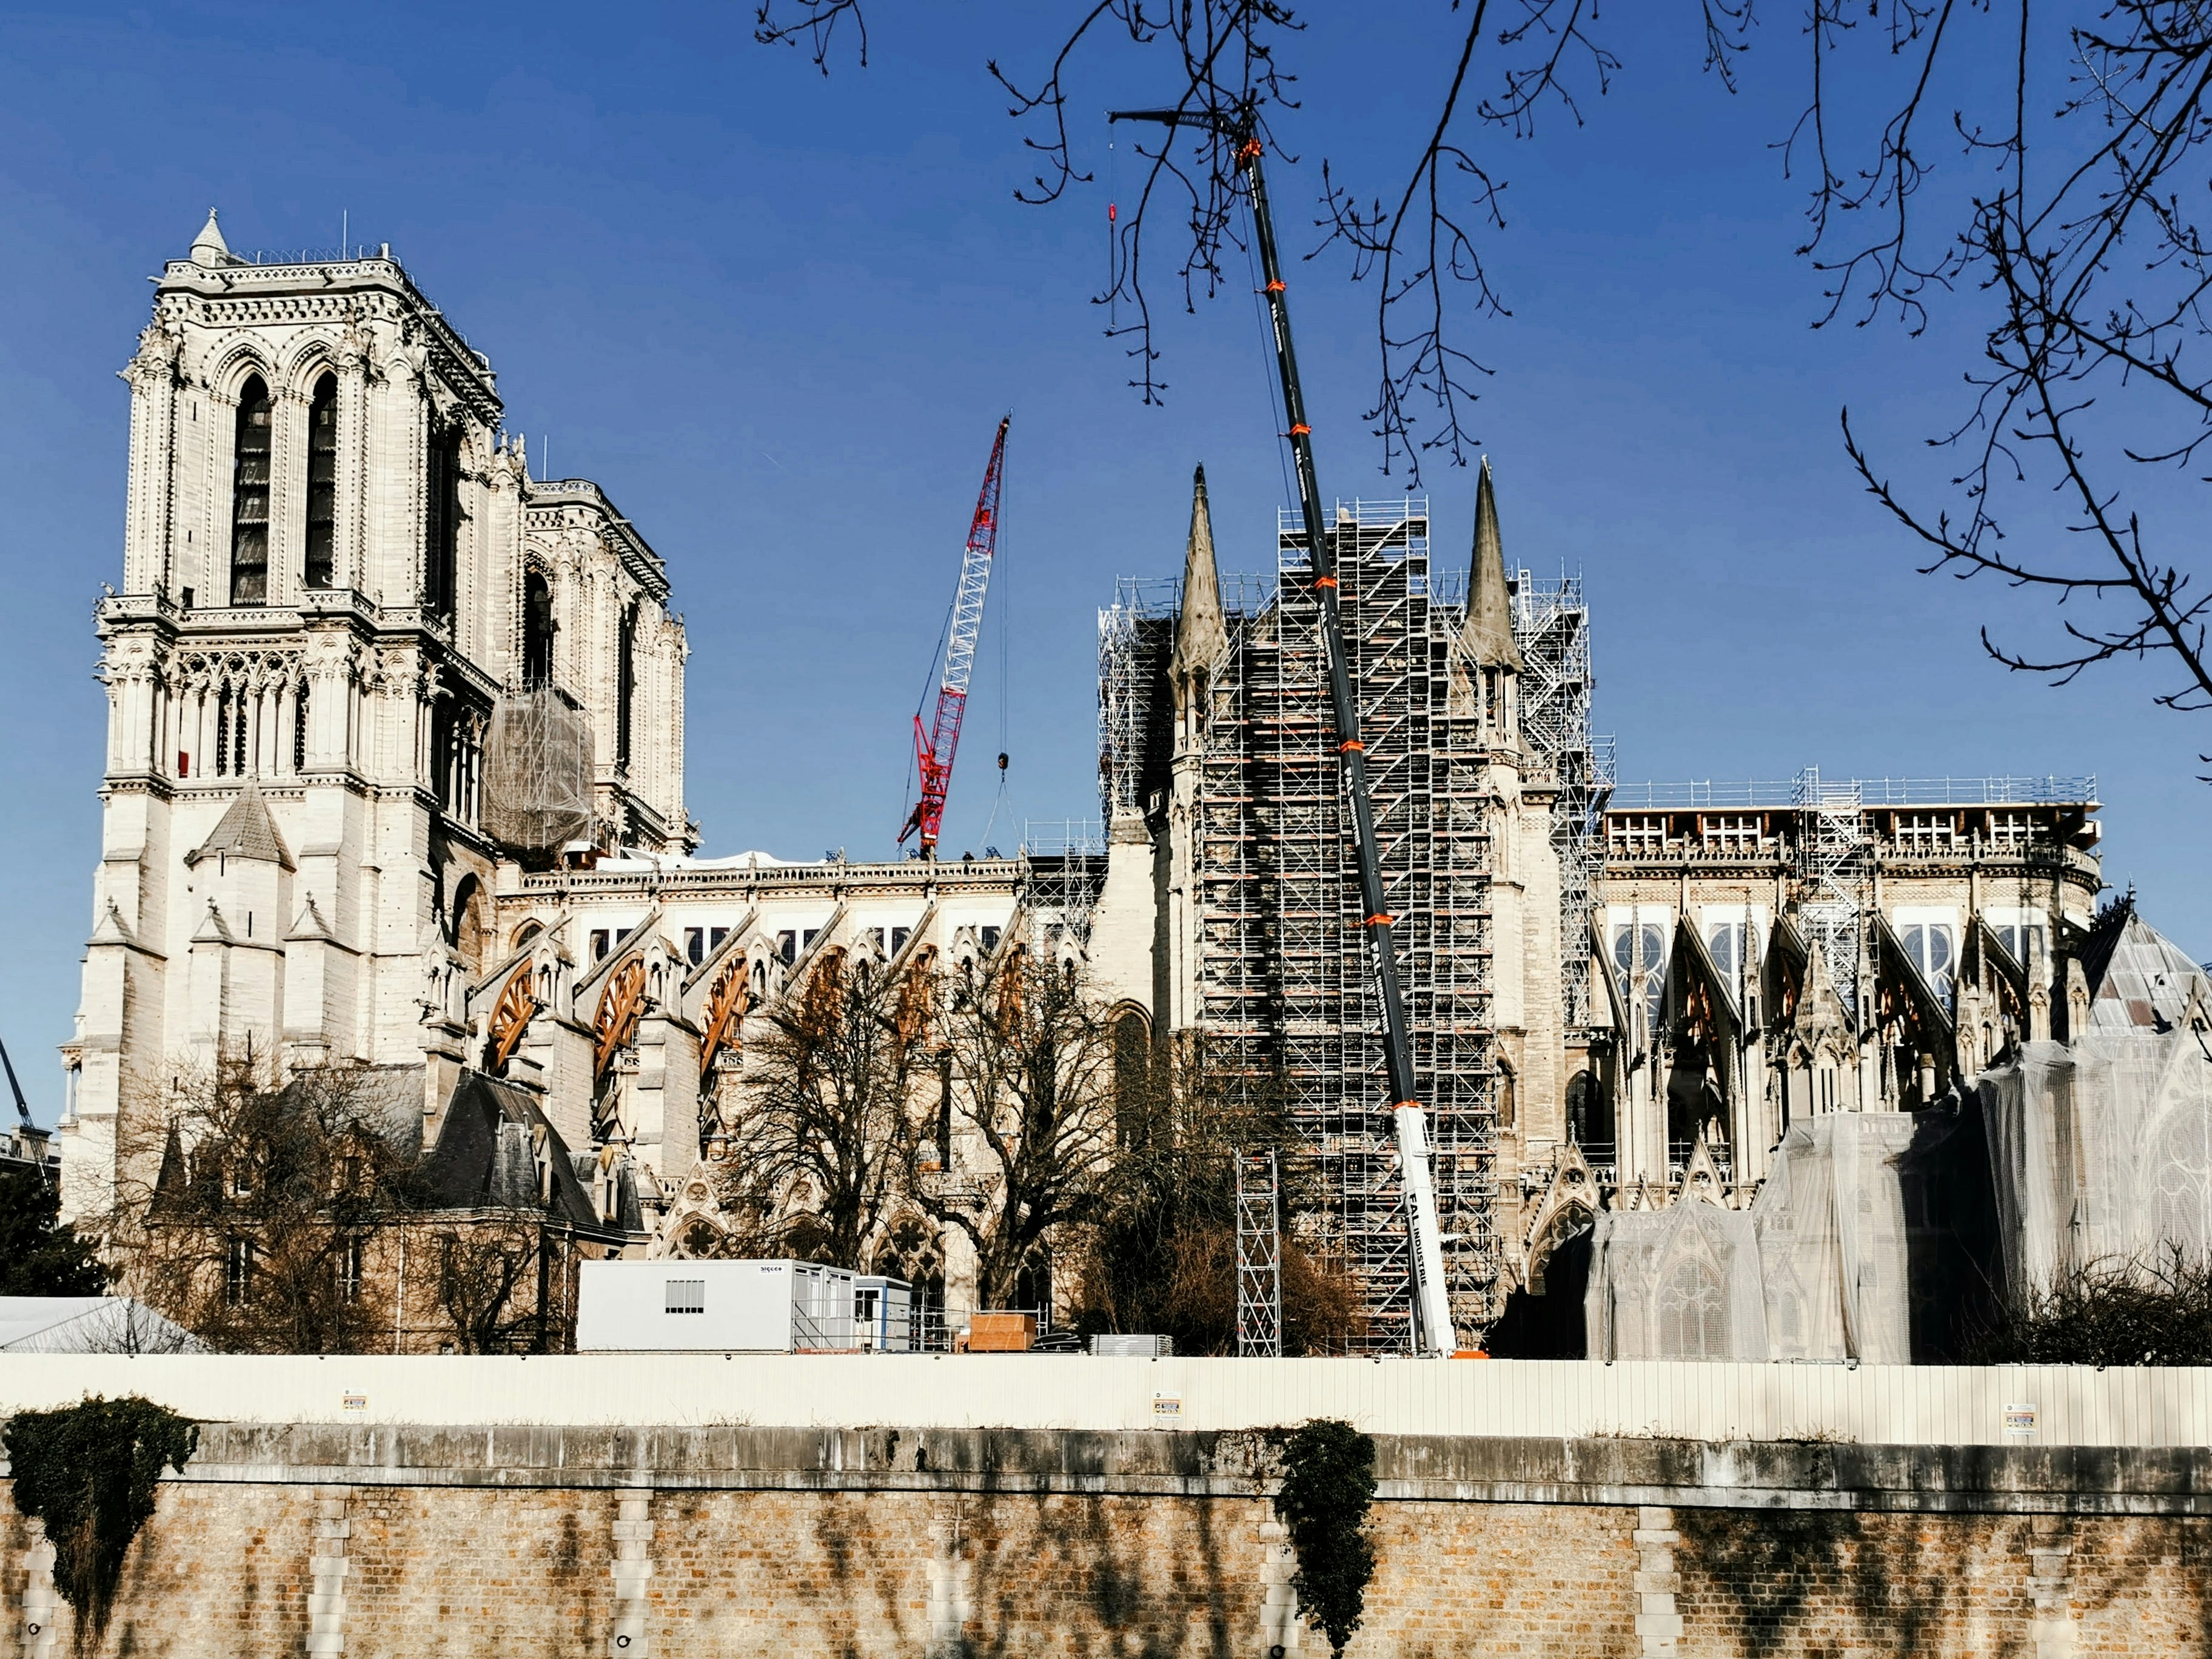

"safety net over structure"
[1586,900,2212,1362]
[482,687,595,854]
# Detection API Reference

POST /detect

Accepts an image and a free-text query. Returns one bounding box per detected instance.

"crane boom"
[900,416,1011,857]
[1110,110,1457,1355]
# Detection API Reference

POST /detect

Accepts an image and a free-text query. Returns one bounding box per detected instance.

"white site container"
[575,1259,911,1353]
[853,1276,914,1353]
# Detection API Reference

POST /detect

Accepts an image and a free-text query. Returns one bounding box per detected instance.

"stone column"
[20,1520,60,1659]
[2027,1515,2076,1658]
[924,1496,974,1659]
[1632,1505,1683,1658]
[1256,1513,1301,1655]
[609,1487,653,1658]
[306,1486,351,1658]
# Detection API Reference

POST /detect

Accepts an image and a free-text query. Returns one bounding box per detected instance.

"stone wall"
[5,1426,2208,1657]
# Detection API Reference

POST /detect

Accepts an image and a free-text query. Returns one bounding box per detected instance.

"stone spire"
[1459,456,1524,670]
[1171,464,1227,683]
[189,207,232,269]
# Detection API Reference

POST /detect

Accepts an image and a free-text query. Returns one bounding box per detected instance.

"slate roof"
[184,783,294,870]
[2082,896,2209,1033]
[420,1071,635,1240]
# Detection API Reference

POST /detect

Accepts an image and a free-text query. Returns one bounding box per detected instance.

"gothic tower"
[62,213,691,1222]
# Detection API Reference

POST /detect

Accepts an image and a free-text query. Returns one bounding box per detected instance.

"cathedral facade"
[62,223,2199,1358]
[63,214,687,1227]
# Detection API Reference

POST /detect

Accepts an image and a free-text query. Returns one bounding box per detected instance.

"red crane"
[900,417,1011,858]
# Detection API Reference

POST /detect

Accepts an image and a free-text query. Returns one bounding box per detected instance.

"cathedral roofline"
[525,477,671,602]
[152,229,503,428]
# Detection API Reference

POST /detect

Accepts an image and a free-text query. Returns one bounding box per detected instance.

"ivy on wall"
[4,1395,198,1652]
[1272,1418,1378,1655]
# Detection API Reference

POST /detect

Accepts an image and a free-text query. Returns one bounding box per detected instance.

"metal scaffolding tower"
[1235,1150,1282,1357]
[1794,767,1870,1017]
[1101,499,1503,1347]
[1506,569,1614,1034]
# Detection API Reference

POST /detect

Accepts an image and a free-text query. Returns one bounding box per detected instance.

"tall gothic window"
[424,431,461,618]
[230,375,272,604]
[304,374,338,589]
[616,602,638,771]
[523,568,556,688]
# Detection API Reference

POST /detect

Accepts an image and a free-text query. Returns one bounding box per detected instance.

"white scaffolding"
[1508,569,1614,1034]
[1235,1150,1283,1357]
[1793,767,1870,1018]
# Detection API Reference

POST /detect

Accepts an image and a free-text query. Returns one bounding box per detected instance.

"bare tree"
[754,2,2211,769]
[719,948,927,1269]
[1817,1,2212,776]
[1968,1246,2212,1366]
[1074,1040,1361,1353]
[917,953,1121,1309]
[432,1213,572,1355]
[112,1057,415,1355]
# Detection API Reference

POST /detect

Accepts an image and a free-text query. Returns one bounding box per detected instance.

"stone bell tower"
[62,212,691,1223]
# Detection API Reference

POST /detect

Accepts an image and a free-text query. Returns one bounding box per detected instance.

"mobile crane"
[1108,109,1457,1355]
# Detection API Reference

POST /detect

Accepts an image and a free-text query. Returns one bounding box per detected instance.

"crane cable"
[977,446,1015,855]
[1239,189,1300,543]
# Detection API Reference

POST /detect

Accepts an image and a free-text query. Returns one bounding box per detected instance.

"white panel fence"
[0,1355,2205,1446]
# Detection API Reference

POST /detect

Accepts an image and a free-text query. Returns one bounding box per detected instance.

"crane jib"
[1105,105,1458,1354]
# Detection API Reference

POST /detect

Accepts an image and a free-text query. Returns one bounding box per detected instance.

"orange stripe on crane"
[1365,914,1395,928]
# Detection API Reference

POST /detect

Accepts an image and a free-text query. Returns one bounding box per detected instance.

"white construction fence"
[0,1355,2206,1446]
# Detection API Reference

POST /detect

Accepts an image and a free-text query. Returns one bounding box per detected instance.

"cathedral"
[60,221,2210,1356]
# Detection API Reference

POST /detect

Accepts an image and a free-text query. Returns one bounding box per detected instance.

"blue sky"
[1,3,2203,1119]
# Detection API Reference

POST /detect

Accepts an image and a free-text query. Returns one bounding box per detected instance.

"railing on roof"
[1108,572,1277,618]
[235,243,382,265]
[1609,776,2097,811]
[1022,819,1107,857]
[1276,497,1432,536]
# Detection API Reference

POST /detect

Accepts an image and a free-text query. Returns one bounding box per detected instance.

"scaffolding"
[1508,569,1614,1034]
[1793,767,1870,1018]
[1235,1150,1282,1357]
[481,686,594,854]
[1103,500,1494,1347]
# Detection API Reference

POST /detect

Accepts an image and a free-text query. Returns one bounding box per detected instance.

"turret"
[1170,465,1227,721]
[1461,457,1524,671]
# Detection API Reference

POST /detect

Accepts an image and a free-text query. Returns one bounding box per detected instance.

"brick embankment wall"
[2,1427,2207,1658]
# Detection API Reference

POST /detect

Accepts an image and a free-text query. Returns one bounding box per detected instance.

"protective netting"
[1975,912,2212,1306]
[1585,1115,1965,1363]
[1585,908,2212,1362]
[481,688,594,854]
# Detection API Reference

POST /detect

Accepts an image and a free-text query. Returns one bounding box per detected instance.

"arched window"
[424,430,461,618]
[523,568,556,688]
[304,374,338,588]
[230,375,273,604]
[2151,1110,2211,1261]
[1566,1070,1612,1155]
[1657,1251,1729,1359]
[616,602,638,771]
[1111,1008,1153,1146]
[1613,923,1667,1031]
[452,876,488,980]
